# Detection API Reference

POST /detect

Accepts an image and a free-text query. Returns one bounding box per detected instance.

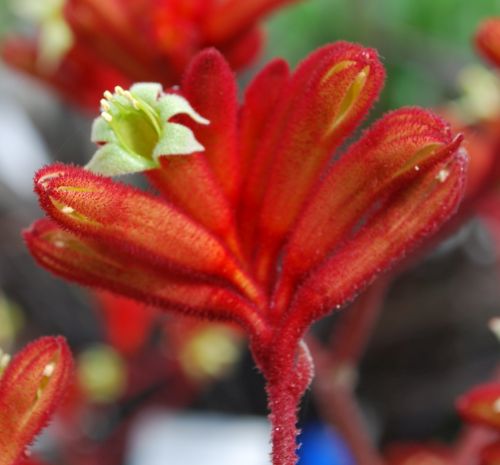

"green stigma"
[86,83,209,176]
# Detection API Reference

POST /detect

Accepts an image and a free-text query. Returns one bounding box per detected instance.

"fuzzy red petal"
[276,108,460,308]
[147,155,240,257]
[237,58,290,256]
[24,220,268,335]
[34,164,261,302]
[282,148,467,338]
[253,42,385,284]
[0,337,73,465]
[476,18,500,68]
[457,381,500,430]
[180,48,240,204]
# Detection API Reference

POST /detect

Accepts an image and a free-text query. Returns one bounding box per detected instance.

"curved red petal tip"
[0,336,73,465]
[476,18,500,68]
[456,381,500,430]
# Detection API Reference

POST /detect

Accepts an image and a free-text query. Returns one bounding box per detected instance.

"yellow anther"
[102,112,113,122]
[114,85,125,96]
[123,90,140,109]
[100,99,110,112]
[103,90,113,101]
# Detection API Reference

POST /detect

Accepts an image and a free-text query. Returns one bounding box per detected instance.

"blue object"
[298,422,354,465]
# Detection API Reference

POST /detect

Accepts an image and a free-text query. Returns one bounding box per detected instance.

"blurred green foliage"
[0,1,15,33]
[265,0,500,112]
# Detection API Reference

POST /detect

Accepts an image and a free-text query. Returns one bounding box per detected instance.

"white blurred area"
[127,411,271,465]
[0,98,50,199]
[0,65,52,200]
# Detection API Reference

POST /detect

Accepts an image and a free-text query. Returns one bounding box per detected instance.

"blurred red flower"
[1,0,298,111]
[0,336,73,465]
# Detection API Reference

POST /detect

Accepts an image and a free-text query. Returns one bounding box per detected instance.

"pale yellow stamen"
[100,99,110,112]
[102,112,113,123]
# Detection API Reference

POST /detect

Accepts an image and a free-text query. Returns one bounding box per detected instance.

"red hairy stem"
[264,342,314,465]
[267,380,301,465]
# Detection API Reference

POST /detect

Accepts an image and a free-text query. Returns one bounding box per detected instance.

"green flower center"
[87,82,209,177]
[101,86,162,162]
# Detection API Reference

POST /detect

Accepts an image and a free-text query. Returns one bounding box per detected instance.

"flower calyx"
[87,83,209,176]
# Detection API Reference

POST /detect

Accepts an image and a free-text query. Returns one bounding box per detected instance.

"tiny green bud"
[86,83,209,176]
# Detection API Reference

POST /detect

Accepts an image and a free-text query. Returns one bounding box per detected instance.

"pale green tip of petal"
[86,144,156,176]
[159,93,210,126]
[91,117,114,144]
[153,123,205,161]
[129,83,163,106]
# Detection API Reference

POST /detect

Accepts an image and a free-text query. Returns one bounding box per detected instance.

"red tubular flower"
[476,18,500,68]
[0,336,73,465]
[1,0,298,111]
[25,43,467,465]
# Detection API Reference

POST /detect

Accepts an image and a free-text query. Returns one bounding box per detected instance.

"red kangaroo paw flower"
[34,165,260,300]
[27,44,466,465]
[476,18,500,68]
[282,147,466,335]
[457,382,500,430]
[24,220,267,335]
[0,337,73,465]
[274,109,462,313]
[253,42,385,282]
